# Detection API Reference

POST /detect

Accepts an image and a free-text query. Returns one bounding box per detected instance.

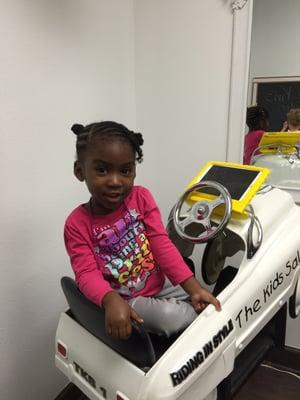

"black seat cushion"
[61,277,156,368]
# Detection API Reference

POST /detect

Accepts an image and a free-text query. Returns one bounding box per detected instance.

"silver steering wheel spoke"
[208,194,224,211]
[178,214,195,230]
[173,181,232,243]
[202,217,213,232]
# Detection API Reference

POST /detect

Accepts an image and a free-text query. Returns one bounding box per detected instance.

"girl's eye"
[96,167,107,175]
[121,168,133,176]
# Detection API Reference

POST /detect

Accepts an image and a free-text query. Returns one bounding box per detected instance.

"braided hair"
[71,121,144,162]
[246,106,269,131]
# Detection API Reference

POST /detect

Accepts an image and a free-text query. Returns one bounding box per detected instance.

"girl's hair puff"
[71,121,144,162]
[246,106,269,130]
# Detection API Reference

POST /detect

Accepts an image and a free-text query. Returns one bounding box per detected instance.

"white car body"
[55,187,300,400]
[252,150,300,204]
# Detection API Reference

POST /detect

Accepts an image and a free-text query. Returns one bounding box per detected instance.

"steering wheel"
[173,181,232,243]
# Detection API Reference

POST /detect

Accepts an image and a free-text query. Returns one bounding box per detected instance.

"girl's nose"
[107,172,122,186]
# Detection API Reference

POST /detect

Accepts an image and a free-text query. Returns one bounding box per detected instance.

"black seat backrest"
[61,277,156,368]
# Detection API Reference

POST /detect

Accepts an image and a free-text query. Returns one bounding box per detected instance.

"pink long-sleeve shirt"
[64,186,193,306]
[243,130,264,165]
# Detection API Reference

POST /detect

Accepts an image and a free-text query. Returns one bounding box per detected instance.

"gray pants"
[128,278,197,337]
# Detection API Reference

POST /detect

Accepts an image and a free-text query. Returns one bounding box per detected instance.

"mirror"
[244,0,300,203]
[246,0,300,350]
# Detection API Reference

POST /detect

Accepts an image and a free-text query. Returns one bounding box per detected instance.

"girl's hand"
[102,291,144,339]
[281,121,288,132]
[181,276,221,313]
[190,287,221,313]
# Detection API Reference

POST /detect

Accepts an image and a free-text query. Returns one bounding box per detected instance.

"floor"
[233,362,300,399]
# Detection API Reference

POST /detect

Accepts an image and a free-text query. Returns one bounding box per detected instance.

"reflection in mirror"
[251,77,300,131]
[243,0,300,206]
[243,105,269,165]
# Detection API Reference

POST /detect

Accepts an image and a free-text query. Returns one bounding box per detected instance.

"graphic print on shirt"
[92,209,156,296]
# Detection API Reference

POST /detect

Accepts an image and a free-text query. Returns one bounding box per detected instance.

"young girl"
[64,121,221,339]
[243,105,270,165]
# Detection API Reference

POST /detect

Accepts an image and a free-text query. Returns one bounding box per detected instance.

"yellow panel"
[185,161,270,215]
[259,132,300,154]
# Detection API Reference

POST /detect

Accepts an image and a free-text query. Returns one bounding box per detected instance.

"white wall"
[249,0,300,92]
[249,0,300,349]
[0,1,136,399]
[0,1,254,399]
[133,0,234,218]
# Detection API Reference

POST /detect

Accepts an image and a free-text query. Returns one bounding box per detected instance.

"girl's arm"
[102,291,143,338]
[181,276,221,312]
[64,220,114,306]
[138,187,221,312]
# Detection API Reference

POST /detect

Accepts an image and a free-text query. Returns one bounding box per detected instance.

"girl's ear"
[74,161,85,182]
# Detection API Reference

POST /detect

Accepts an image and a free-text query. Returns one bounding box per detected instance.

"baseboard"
[265,345,300,375]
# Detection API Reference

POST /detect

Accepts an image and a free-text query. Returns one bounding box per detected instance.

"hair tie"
[71,123,85,135]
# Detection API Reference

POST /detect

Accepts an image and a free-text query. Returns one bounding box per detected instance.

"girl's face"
[74,136,136,215]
